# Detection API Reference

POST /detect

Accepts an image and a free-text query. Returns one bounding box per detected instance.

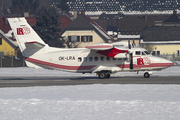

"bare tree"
[10,0,40,14]
[140,44,155,53]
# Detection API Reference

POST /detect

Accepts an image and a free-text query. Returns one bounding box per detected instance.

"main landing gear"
[98,71,111,79]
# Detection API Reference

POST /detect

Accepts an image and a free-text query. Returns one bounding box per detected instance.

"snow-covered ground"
[0,66,180,120]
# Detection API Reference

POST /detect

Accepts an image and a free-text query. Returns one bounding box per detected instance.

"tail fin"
[8,17,48,57]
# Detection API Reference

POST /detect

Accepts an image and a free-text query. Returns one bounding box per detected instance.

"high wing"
[85,43,129,58]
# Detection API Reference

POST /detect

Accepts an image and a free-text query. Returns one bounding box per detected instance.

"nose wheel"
[144,72,150,78]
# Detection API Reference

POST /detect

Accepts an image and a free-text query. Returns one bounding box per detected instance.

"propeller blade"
[128,40,131,49]
[129,53,133,69]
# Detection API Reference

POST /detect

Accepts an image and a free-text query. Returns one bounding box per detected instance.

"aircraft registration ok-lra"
[8,18,173,79]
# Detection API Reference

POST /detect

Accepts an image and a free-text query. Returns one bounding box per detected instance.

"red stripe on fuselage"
[24,57,172,71]
[24,57,96,71]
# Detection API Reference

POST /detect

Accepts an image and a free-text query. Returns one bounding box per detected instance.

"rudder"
[8,17,48,57]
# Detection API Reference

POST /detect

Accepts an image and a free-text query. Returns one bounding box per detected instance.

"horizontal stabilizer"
[25,41,45,49]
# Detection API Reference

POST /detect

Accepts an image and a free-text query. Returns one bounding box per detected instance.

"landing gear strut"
[98,71,111,79]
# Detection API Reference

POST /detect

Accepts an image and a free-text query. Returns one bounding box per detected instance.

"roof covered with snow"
[60,13,113,42]
[0,30,18,49]
[141,26,180,42]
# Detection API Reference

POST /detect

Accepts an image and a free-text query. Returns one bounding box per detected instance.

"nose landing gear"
[144,71,152,78]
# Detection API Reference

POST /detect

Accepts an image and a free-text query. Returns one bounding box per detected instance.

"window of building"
[108,21,112,26]
[68,36,80,42]
[152,50,161,56]
[94,57,98,61]
[177,50,180,56]
[81,36,93,42]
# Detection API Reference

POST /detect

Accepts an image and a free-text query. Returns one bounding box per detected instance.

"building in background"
[140,11,180,56]
[60,13,113,48]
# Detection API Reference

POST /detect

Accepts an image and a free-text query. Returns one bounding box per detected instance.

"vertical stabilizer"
[8,17,48,57]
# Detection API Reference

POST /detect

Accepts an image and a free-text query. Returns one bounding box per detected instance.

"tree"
[34,6,64,47]
[10,0,40,14]
[140,44,155,53]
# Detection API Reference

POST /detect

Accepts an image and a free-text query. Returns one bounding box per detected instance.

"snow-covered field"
[0,66,180,120]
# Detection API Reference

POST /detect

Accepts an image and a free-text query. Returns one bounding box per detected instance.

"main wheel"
[98,71,107,79]
[144,72,150,78]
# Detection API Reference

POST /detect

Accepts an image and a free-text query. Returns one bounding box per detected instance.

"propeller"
[128,40,131,49]
[128,40,133,69]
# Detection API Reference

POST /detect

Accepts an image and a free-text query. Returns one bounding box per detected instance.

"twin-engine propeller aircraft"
[8,17,173,79]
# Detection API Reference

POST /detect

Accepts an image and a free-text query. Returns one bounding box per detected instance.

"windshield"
[144,51,150,55]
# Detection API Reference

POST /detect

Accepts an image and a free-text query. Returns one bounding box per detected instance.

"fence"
[0,56,26,67]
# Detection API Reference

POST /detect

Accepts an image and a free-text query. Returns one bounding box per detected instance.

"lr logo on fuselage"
[137,57,151,65]
[17,27,30,35]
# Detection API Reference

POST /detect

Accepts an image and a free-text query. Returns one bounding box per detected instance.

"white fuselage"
[24,46,173,73]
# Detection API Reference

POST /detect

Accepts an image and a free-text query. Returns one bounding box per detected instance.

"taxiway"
[0,76,180,87]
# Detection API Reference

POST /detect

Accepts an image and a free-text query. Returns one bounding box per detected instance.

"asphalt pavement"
[0,76,180,87]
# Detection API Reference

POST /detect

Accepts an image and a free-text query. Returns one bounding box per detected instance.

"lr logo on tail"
[17,27,30,35]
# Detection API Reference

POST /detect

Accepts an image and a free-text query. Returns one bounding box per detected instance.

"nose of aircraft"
[162,58,173,67]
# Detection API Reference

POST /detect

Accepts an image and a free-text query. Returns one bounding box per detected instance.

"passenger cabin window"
[94,57,98,61]
[89,57,93,61]
[101,57,104,61]
[107,57,110,61]
[84,57,87,62]
[78,57,82,62]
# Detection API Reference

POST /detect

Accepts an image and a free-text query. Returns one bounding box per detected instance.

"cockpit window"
[135,51,141,55]
[144,51,150,55]
[142,52,146,55]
